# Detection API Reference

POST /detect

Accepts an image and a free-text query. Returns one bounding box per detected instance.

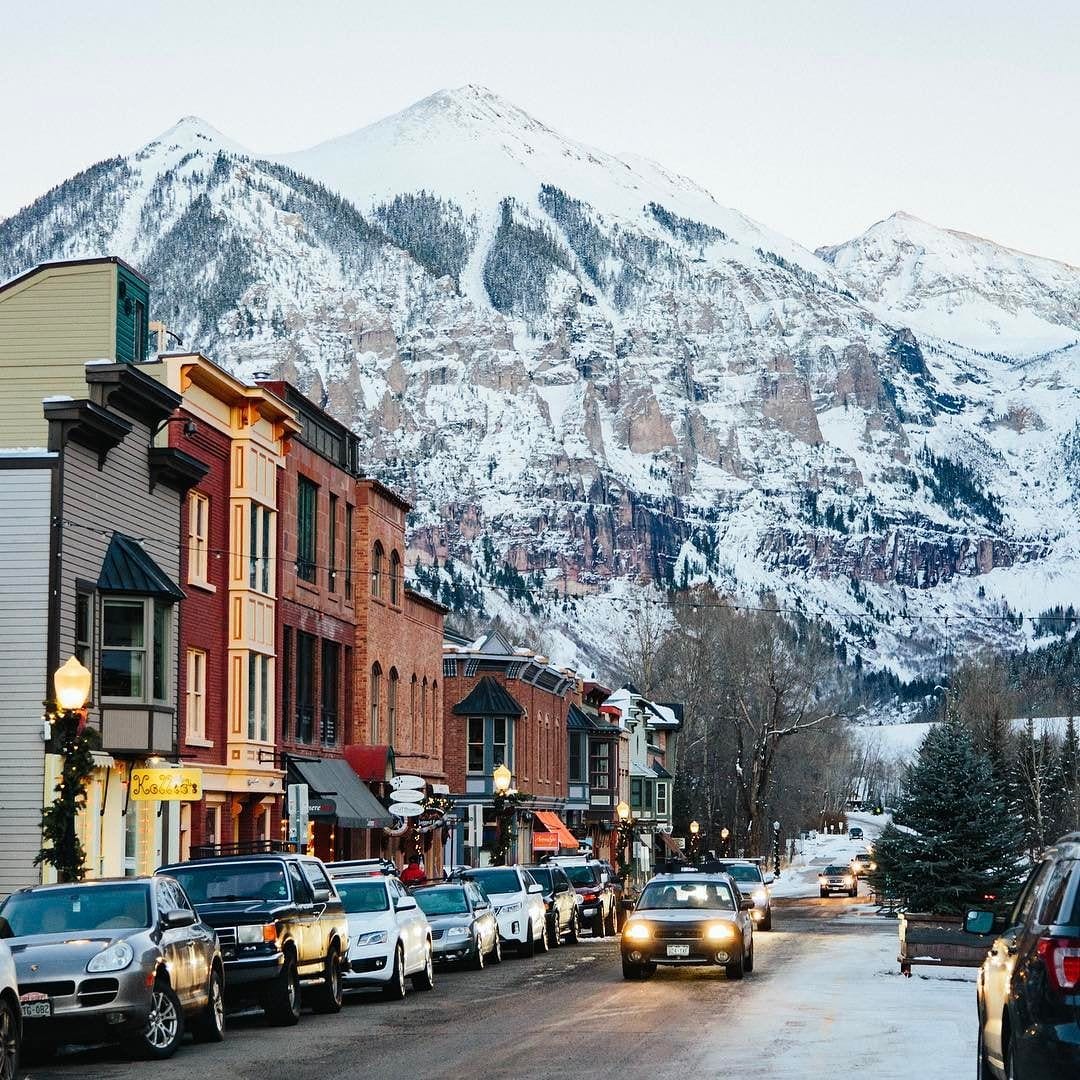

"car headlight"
[868,862,877,871]
[623,922,651,942]
[446,926,470,938]
[237,923,276,944]
[498,902,521,914]
[752,888,768,904]
[705,922,736,941]
[355,931,387,946]
[87,940,134,973]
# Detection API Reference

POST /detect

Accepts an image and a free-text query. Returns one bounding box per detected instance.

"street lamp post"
[772,820,782,878]
[491,763,516,866]
[688,819,700,864]
[615,800,635,878]
[720,827,730,857]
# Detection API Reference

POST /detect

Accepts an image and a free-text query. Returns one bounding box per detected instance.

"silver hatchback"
[0,877,224,1060]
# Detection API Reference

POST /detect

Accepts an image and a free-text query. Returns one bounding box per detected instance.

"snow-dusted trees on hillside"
[373,191,475,286]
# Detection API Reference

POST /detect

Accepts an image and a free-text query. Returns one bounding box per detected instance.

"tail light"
[1036,936,1080,992]
[583,892,598,903]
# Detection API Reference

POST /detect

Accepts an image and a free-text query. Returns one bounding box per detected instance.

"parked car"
[453,866,548,956]
[0,877,223,1060]
[848,826,864,841]
[968,833,1080,1078]
[524,865,581,945]
[549,857,618,937]
[0,940,21,1078]
[325,861,433,1000]
[850,852,876,878]
[158,853,347,1025]
[620,872,755,981]
[412,883,501,968]
[712,860,774,930]
[819,865,858,897]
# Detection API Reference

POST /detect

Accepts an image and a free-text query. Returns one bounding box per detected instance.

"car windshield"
[415,888,469,916]
[825,866,850,875]
[527,868,554,891]
[0,884,151,935]
[637,880,735,911]
[723,864,763,883]
[337,881,390,914]
[466,869,520,894]
[564,865,599,887]
[168,861,288,903]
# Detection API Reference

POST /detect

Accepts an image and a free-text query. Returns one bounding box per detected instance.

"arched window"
[420,678,428,751]
[390,551,401,606]
[387,669,399,745]
[370,663,382,741]
[371,542,384,599]
[431,679,439,755]
[410,675,418,750]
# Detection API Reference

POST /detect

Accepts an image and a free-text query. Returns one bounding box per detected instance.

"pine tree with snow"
[871,705,1023,914]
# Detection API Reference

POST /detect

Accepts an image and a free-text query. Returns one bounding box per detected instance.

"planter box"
[897,911,993,975]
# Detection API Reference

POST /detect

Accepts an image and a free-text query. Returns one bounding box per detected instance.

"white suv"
[457,867,548,956]
[0,940,20,1079]
[326,861,434,999]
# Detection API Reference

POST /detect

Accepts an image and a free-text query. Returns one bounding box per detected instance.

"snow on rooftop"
[0,448,54,457]
[84,359,116,366]
[41,395,73,403]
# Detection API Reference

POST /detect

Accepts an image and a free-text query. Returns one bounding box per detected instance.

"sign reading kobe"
[129,767,203,801]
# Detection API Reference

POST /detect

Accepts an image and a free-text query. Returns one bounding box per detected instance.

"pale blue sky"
[3,0,1076,261]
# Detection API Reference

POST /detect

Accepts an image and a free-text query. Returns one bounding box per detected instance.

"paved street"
[25,894,975,1080]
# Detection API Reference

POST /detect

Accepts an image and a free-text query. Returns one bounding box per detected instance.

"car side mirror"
[162,908,196,929]
[964,909,996,935]
[527,883,543,895]
[763,873,775,885]
[739,897,755,911]
[600,873,610,884]
[395,897,417,912]
[475,901,490,912]
[312,886,331,904]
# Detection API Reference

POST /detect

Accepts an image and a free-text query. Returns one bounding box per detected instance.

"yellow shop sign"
[129,767,203,801]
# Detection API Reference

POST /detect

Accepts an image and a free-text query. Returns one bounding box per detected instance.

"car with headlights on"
[452,866,548,956]
[0,877,223,1060]
[524,864,581,945]
[159,853,347,1025]
[324,861,433,999]
[713,859,774,930]
[621,873,755,981]
[0,940,21,1078]
[412,883,500,968]
[850,852,876,879]
[819,865,858,897]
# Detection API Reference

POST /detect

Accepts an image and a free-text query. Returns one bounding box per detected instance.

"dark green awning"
[289,757,394,829]
[98,534,184,600]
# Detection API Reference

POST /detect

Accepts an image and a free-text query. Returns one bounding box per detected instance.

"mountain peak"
[146,115,248,157]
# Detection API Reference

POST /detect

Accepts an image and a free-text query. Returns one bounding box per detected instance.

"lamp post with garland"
[491,762,523,866]
[720,826,730,857]
[36,657,97,883]
[688,819,701,864]
[772,819,782,878]
[615,800,636,878]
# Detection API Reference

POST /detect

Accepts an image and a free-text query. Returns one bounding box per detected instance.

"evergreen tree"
[871,707,1024,913]
[1060,715,1079,832]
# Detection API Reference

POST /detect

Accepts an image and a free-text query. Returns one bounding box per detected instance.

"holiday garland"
[491,788,527,865]
[35,703,100,883]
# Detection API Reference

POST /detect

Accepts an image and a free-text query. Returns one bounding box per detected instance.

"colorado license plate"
[20,996,51,1019]
[666,944,690,957]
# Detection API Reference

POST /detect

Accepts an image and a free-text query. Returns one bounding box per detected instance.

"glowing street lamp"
[616,800,631,822]
[491,763,515,865]
[54,656,91,712]
[720,826,730,856]
[688,819,701,862]
[492,762,512,796]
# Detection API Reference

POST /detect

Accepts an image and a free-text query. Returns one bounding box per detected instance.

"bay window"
[101,597,171,702]
[467,717,484,773]
[589,741,610,790]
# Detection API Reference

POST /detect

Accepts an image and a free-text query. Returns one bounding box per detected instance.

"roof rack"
[325,858,398,879]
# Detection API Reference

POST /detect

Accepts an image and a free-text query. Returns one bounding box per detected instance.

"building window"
[296,632,315,743]
[188,492,209,586]
[656,782,668,817]
[101,597,171,702]
[328,494,338,592]
[389,551,401,606]
[247,653,271,742]
[371,542,384,599]
[420,678,427,748]
[75,589,93,672]
[387,669,398,745]
[630,778,642,810]
[589,741,610,790]
[410,675,418,746]
[370,663,381,741]
[297,476,317,583]
[344,504,353,599]
[569,734,584,783]
[249,504,273,594]
[186,649,206,741]
[133,299,146,361]
[644,780,654,813]
[431,681,438,751]
[281,627,293,741]
[492,716,508,768]
[467,717,484,773]
[321,641,339,745]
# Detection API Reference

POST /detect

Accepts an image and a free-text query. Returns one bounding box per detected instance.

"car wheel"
[605,903,618,936]
[383,946,408,997]
[1005,1021,1019,1080]
[133,982,185,1060]
[310,943,344,1014]
[0,995,20,1080]
[977,1023,991,1080]
[568,910,581,944]
[820,889,828,898]
[191,965,226,1042]
[471,936,486,971]
[760,910,773,931]
[726,947,745,981]
[850,886,857,898]
[412,943,435,991]
[264,954,302,1026]
[621,955,643,980]
[537,918,550,953]
[745,937,755,973]
[518,923,536,959]
[490,933,503,964]
[547,914,561,947]
[592,911,606,938]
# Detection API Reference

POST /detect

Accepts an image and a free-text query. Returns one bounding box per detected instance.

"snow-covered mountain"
[2,86,1078,677]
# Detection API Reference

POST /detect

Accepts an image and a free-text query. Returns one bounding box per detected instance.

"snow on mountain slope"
[2,90,1079,679]
[819,211,1080,357]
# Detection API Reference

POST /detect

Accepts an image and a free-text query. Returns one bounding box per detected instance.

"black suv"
[967,833,1080,1078]
[550,858,618,936]
[525,864,581,945]
[158,853,348,1026]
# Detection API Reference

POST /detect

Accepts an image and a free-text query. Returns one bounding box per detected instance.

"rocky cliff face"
[2,88,1078,675]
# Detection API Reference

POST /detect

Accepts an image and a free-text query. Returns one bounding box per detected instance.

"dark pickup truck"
[158,853,348,1026]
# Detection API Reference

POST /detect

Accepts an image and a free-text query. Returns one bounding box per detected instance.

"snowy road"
[28,892,975,1080]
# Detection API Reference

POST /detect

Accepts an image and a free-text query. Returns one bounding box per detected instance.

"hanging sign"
[129,767,202,801]
[390,774,426,792]
[388,801,426,818]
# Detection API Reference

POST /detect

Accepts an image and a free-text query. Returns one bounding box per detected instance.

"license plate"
[20,998,51,1019]
[666,944,690,957]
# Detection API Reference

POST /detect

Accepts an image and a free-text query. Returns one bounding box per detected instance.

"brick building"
[442,627,581,866]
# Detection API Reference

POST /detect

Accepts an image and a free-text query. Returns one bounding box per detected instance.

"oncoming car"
[819,865,858,897]
[713,860,774,930]
[620,873,755,981]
